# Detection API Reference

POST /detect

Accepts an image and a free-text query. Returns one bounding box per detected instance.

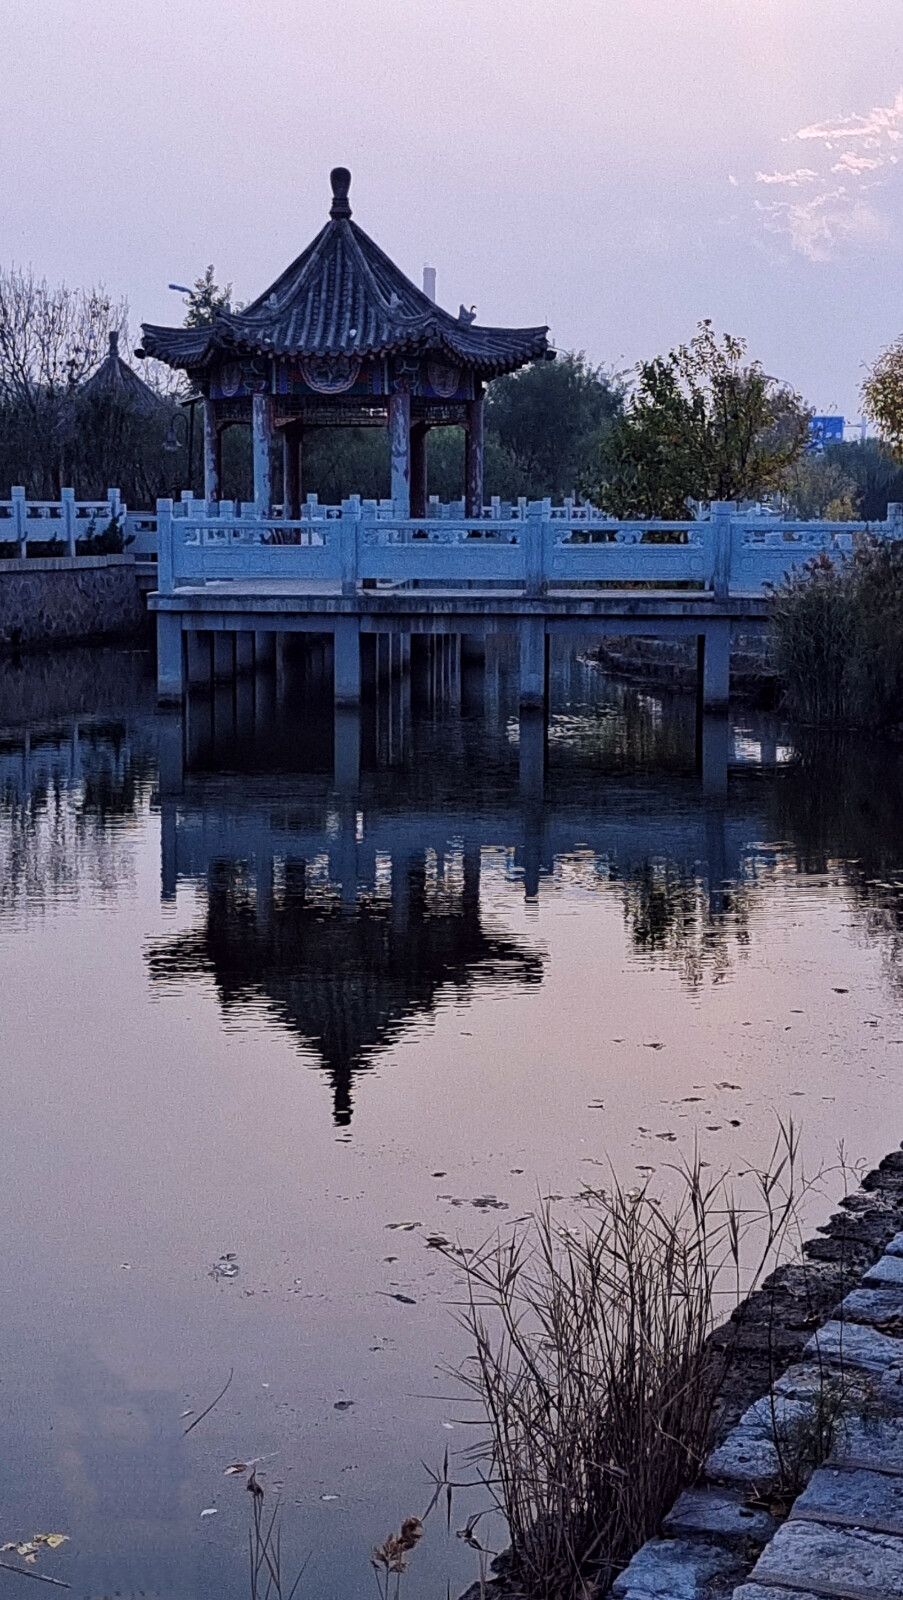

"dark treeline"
[5,265,903,519]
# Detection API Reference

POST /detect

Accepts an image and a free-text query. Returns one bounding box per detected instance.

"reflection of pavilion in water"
[149,847,543,1125]
[150,637,787,1122]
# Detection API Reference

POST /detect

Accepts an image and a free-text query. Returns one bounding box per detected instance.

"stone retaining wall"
[613,1145,903,1600]
[0,556,145,650]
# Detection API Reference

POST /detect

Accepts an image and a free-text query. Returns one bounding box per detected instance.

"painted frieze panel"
[419,359,473,402]
[276,356,385,398]
[209,357,270,400]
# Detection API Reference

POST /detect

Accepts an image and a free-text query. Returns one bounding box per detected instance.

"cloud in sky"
[755,89,903,260]
[797,91,903,148]
[755,169,818,187]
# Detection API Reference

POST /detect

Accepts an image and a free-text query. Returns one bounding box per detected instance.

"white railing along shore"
[5,489,903,598]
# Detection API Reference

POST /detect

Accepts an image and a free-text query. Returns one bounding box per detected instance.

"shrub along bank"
[770,537,903,728]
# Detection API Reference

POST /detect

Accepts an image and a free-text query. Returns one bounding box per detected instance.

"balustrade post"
[524,500,548,597]
[156,497,174,595]
[710,501,736,600]
[339,497,361,596]
[61,488,76,558]
[11,486,26,559]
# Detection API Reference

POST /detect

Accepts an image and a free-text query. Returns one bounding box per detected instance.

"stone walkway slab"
[792,1466,903,1536]
[864,1255,903,1289]
[804,1320,903,1377]
[841,1288,903,1332]
[609,1537,744,1600]
[748,1517,903,1598]
[830,1415,903,1475]
[663,1487,778,1545]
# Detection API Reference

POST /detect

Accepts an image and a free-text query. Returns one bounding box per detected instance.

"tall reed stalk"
[442,1127,808,1599]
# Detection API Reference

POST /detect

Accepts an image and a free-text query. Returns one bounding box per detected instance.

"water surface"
[1,641,902,1598]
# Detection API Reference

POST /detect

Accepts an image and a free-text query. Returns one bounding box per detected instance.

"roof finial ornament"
[330,167,352,220]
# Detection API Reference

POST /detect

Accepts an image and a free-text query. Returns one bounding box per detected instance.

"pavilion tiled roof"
[138,169,551,378]
[82,331,162,417]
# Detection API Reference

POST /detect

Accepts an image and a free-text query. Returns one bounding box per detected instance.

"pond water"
[2,639,903,1599]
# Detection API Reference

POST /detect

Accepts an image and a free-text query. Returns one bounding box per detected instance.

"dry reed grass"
[436,1123,814,1600]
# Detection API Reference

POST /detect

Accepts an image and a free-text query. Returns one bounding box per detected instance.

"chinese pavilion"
[137,168,551,517]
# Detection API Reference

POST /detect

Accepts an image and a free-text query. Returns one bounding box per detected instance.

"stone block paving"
[612,1220,903,1600]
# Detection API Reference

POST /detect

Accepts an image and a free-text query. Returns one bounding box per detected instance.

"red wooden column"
[252,393,275,515]
[282,424,302,519]
[465,385,485,517]
[202,398,221,503]
[388,386,411,516]
[410,422,428,517]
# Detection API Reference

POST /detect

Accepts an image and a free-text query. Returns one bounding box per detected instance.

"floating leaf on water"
[320,1494,340,1501]
[715,1082,741,1090]
[425,1235,450,1249]
[224,1462,247,1475]
[333,1400,354,1410]
[35,1536,68,1550]
[200,1507,218,1517]
[656,1132,677,1142]
[644,1042,664,1050]
[385,1222,421,1231]
[211,1254,239,1280]
[180,1409,194,1419]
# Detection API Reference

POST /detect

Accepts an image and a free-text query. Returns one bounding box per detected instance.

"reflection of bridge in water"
[147,640,787,1121]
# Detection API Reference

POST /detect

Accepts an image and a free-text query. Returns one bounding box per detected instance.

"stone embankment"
[613,1145,903,1600]
[0,555,145,650]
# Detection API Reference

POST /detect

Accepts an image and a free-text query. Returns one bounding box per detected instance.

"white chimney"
[422,265,436,302]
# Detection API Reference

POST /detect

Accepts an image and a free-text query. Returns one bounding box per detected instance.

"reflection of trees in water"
[547,679,696,772]
[768,735,903,990]
[0,723,155,916]
[148,855,543,1125]
[619,859,751,987]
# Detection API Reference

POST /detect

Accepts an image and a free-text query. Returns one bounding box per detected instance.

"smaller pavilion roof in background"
[81,331,162,418]
[138,169,551,378]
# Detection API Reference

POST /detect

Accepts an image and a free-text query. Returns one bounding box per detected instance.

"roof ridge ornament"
[329,167,352,221]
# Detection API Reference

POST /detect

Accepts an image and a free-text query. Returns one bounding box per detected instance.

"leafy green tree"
[862,336,903,457]
[486,352,623,499]
[182,266,234,328]
[791,440,903,521]
[589,322,810,517]
[781,450,859,521]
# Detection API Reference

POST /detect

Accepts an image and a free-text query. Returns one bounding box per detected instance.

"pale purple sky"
[4,0,903,414]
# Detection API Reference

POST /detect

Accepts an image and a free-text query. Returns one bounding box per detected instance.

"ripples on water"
[0,640,902,1598]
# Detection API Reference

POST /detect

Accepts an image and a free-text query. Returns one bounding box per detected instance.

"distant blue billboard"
[809,415,845,450]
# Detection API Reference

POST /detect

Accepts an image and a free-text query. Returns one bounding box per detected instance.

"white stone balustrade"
[0,487,138,558]
[151,495,903,599]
